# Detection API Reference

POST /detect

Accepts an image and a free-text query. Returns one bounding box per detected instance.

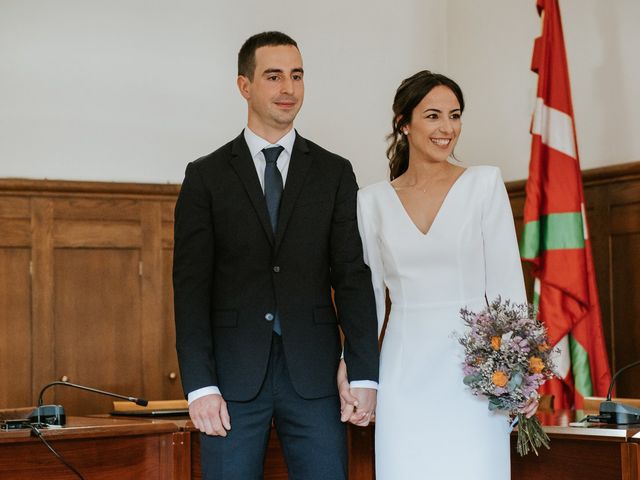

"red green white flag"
[520,0,612,410]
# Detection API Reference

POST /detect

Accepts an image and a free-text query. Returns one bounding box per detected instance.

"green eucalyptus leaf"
[463,374,481,386]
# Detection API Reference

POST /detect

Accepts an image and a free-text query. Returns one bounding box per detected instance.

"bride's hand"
[519,396,539,418]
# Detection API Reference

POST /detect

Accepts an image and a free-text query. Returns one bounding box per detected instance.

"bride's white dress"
[357,166,526,479]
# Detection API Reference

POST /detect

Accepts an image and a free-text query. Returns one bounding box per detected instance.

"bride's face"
[405,85,462,163]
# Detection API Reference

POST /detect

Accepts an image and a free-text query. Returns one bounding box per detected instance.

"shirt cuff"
[349,380,378,390]
[187,386,221,404]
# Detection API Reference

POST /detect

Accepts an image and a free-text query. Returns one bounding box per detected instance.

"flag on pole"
[520,0,612,410]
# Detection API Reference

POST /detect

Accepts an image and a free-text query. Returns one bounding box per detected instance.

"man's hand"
[189,393,231,436]
[338,359,358,422]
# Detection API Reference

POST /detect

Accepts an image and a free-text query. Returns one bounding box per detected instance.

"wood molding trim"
[0,178,181,198]
[505,160,640,195]
[3,160,639,198]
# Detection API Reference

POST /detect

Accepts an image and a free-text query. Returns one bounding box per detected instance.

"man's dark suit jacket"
[173,131,379,402]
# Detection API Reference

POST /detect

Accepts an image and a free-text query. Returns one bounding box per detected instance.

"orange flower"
[491,336,502,350]
[491,371,509,387]
[538,342,550,352]
[529,356,545,374]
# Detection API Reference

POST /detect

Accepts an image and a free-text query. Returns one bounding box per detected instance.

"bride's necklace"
[394,166,452,194]
[397,169,452,194]
[406,183,429,193]
[393,181,430,193]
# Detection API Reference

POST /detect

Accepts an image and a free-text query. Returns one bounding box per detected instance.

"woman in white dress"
[345,71,537,479]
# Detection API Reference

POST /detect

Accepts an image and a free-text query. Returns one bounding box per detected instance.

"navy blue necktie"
[263,146,284,233]
[263,146,284,335]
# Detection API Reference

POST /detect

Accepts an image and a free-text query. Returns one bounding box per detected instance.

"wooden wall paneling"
[161,200,175,251]
[30,198,55,405]
[0,180,183,414]
[608,177,640,397]
[53,197,141,222]
[601,173,640,397]
[52,248,144,414]
[159,199,182,399]
[0,196,30,219]
[140,201,168,401]
[0,218,31,247]
[0,248,32,407]
[54,220,142,248]
[585,185,614,372]
[162,247,183,399]
[610,232,640,398]
[0,195,33,407]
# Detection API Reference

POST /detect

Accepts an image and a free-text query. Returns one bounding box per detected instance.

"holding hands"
[337,359,376,427]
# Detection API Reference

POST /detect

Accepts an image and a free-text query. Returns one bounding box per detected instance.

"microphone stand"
[598,359,640,425]
[29,380,148,426]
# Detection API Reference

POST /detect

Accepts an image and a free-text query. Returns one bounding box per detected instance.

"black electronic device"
[598,359,640,425]
[0,419,31,430]
[29,380,148,426]
[28,405,66,426]
[598,400,640,425]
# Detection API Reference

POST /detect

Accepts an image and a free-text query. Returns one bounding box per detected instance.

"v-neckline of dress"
[386,167,469,237]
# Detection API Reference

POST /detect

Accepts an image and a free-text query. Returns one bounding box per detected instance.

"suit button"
[265,313,274,322]
[273,266,280,273]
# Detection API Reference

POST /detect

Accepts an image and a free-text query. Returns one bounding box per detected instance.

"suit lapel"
[275,133,312,250]
[229,133,275,245]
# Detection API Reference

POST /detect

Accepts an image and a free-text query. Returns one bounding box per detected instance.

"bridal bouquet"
[457,297,556,456]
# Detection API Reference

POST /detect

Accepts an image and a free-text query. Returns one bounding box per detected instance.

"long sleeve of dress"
[357,191,387,339]
[481,167,527,304]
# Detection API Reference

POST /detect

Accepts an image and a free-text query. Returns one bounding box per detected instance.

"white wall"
[0,0,446,187]
[447,0,640,181]
[1,0,638,185]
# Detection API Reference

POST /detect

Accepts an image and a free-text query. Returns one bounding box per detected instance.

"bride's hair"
[386,70,465,180]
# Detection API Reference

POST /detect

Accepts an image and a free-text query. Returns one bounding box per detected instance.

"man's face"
[238,45,304,137]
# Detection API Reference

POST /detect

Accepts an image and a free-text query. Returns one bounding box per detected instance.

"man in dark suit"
[173,31,379,479]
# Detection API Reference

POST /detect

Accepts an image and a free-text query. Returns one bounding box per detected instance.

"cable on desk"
[28,423,86,480]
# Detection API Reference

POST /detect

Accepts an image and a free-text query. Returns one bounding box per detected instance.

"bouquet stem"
[516,413,551,456]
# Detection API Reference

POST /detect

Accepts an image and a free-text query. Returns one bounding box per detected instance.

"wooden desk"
[5,411,637,480]
[511,410,640,480]
[0,416,182,479]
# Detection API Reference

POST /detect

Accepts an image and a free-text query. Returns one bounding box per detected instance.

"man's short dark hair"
[238,31,298,81]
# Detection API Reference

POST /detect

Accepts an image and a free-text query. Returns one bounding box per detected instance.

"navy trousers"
[199,334,347,480]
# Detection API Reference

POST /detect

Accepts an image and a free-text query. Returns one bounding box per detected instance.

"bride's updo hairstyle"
[386,70,465,180]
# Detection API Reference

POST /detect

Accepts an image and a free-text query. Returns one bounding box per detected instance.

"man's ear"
[237,75,251,100]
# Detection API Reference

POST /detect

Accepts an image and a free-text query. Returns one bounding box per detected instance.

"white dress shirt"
[188,127,376,404]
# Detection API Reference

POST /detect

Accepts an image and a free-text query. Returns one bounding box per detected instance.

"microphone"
[598,359,640,425]
[29,380,148,426]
